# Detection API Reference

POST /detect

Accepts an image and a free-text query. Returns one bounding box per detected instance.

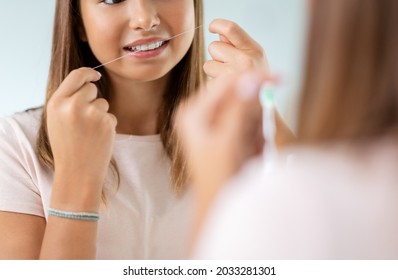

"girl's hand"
[204,19,269,79]
[176,72,264,234]
[46,67,117,212]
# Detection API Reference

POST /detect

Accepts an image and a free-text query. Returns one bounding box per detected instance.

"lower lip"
[124,41,169,59]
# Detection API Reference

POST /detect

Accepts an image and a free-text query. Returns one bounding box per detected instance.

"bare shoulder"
[0,211,46,260]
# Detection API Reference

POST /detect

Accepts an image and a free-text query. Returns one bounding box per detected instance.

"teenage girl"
[0,0,271,259]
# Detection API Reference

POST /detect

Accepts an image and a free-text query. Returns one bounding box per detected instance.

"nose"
[128,0,160,32]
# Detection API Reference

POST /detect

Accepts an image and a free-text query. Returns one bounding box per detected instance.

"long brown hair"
[297,0,398,143]
[37,0,205,193]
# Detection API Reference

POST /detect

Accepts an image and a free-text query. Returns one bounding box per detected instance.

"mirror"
[0,0,307,125]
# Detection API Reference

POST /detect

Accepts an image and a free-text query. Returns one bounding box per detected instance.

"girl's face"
[80,0,195,82]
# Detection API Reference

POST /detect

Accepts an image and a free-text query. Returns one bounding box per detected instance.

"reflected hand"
[176,72,264,213]
[176,72,264,238]
[204,19,270,79]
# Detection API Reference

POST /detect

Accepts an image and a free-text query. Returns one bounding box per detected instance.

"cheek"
[175,1,196,27]
[162,0,195,32]
[167,2,196,54]
[82,13,124,62]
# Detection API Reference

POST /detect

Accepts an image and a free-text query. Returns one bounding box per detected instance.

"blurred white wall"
[0,0,308,126]
[0,0,55,117]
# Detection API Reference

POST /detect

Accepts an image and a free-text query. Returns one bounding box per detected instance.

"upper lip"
[124,37,168,49]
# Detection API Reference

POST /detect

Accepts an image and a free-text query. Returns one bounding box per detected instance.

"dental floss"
[260,83,277,173]
[93,53,131,70]
[164,24,203,42]
[92,25,203,70]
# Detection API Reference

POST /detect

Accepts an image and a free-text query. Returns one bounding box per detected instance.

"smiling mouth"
[124,40,168,52]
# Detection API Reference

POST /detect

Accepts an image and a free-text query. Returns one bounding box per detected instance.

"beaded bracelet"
[48,208,100,221]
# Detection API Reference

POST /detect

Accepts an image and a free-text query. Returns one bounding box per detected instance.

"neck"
[107,72,170,136]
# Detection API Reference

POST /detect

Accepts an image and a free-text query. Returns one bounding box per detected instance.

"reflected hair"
[297,0,398,143]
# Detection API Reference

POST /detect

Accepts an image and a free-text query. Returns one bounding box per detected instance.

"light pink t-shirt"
[0,109,193,259]
[194,141,398,259]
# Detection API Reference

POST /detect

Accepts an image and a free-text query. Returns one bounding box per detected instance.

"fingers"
[206,19,269,79]
[206,41,260,78]
[76,83,99,103]
[209,19,262,51]
[106,112,118,128]
[56,68,102,98]
[64,82,99,111]
[91,98,110,112]
[203,60,225,78]
[208,41,239,63]
[219,34,232,45]
[49,67,104,112]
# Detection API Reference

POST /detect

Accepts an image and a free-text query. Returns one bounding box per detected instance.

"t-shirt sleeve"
[0,117,44,217]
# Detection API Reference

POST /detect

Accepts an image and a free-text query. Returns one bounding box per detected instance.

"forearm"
[40,217,98,259]
[40,178,102,259]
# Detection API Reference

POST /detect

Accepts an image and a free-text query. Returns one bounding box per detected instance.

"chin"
[125,63,176,82]
[131,71,171,83]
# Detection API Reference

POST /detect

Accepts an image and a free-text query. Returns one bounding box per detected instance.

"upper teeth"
[129,41,164,52]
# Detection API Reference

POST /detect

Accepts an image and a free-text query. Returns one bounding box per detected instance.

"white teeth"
[128,41,164,52]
